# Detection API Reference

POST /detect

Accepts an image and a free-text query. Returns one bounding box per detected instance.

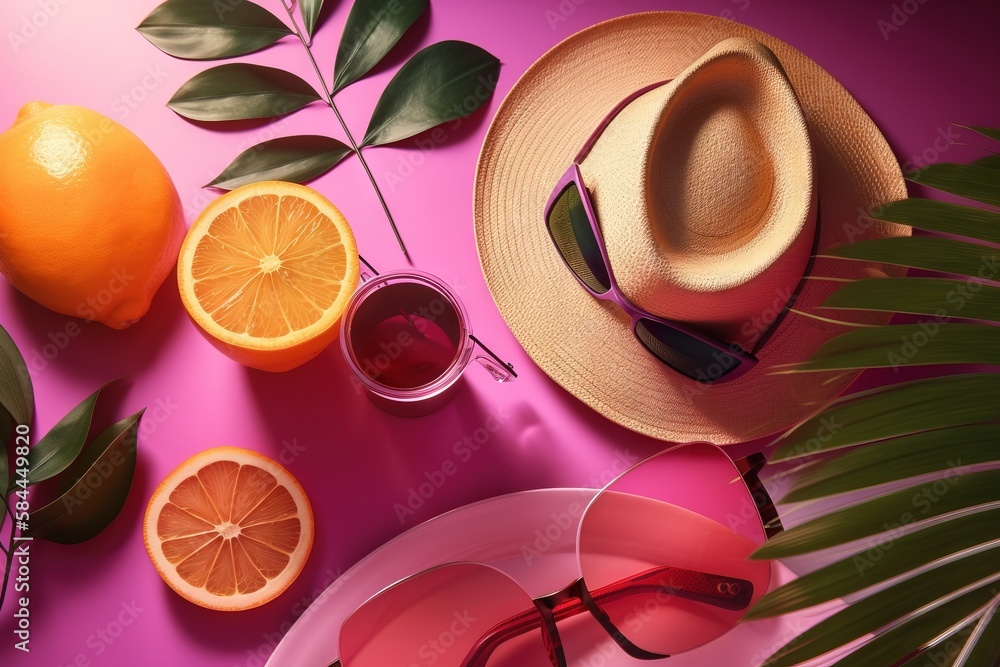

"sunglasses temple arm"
[459,565,752,666]
[460,605,561,667]
[357,254,380,277]
[469,334,518,380]
[537,604,569,667]
[573,79,673,162]
[748,203,821,357]
[353,256,516,381]
[735,453,785,539]
[575,579,669,661]
[578,564,759,659]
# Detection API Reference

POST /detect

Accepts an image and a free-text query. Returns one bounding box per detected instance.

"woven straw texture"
[474,12,909,444]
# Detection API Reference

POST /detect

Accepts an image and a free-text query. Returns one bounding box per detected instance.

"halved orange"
[178,181,360,372]
[143,446,314,611]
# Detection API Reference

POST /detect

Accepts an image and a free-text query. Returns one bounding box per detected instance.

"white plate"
[267,488,840,667]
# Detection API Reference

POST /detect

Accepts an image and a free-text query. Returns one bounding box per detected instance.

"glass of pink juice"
[340,270,510,416]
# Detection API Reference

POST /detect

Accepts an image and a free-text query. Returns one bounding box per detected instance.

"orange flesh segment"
[158,461,302,596]
[190,194,349,338]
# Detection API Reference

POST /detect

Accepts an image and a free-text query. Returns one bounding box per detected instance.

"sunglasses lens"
[578,443,771,656]
[635,317,743,382]
[339,562,550,666]
[546,181,611,294]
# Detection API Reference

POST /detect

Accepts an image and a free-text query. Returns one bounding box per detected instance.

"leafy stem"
[0,325,141,612]
[141,0,499,254]
[278,0,409,259]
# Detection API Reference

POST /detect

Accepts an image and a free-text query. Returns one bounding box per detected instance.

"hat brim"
[474,11,909,444]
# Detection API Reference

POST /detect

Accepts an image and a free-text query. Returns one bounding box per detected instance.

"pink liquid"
[349,282,463,390]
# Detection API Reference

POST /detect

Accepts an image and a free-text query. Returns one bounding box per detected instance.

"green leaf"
[791,323,1000,372]
[969,126,1000,142]
[975,154,1000,171]
[771,373,1000,461]
[761,551,1000,667]
[871,198,1000,244]
[959,606,1000,667]
[896,626,974,667]
[759,139,1000,667]
[137,0,292,60]
[747,508,1000,618]
[301,0,325,39]
[0,408,10,493]
[753,468,1000,559]
[785,424,1000,502]
[27,410,142,544]
[908,163,1000,208]
[206,135,351,189]
[362,40,500,146]
[822,278,1000,323]
[822,237,999,280]
[0,323,34,426]
[167,64,322,121]
[27,389,101,485]
[825,586,997,667]
[333,0,427,93]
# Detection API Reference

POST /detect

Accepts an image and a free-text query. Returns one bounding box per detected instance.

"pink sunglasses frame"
[332,446,782,667]
[543,79,817,383]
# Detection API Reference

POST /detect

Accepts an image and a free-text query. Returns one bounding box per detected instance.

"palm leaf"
[821,278,1000,322]
[754,128,1000,666]
[770,373,1000,461]
[825,587,999,667]
[747,509,1000,618]
[760,553,1000,667]
[783,424,1000,502]
[908,163,1000,207]
[967,126,1000,142]
[821,236,999,279]
[871,198,1000,244]
[975,154,1000,171]
[790,323,1000,371]
[959,606,1000,666]
[754,468,1000,558]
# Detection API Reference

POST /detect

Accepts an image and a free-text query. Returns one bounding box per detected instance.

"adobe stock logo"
[392,407,509,524]
[110,65,170,122]
[7,0,74,53]
[877,0,930,40]
[544,0,587,31]
[26,267,137,373]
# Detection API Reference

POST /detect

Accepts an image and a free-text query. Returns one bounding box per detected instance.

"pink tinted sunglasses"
[333,443,781,666]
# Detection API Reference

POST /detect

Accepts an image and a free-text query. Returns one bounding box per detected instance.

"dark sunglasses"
[543,80,813,383]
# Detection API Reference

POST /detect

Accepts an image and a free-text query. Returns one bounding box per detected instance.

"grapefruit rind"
[143,446,314,611]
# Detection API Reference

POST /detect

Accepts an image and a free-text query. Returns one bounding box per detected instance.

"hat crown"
[474,12,909,442]
[581,37,815,342]
[656,103,774,252]
[660,104,775,252]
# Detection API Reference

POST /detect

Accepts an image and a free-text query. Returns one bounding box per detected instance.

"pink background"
[2,0,999,665]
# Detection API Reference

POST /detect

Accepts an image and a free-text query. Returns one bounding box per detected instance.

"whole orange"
[0,102,184,328]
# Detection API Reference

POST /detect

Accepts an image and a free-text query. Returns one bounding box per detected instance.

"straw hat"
[474,12,909,444]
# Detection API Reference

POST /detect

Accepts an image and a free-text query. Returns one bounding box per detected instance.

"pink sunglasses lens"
[339,563,551,667]
[578,443,771,656]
